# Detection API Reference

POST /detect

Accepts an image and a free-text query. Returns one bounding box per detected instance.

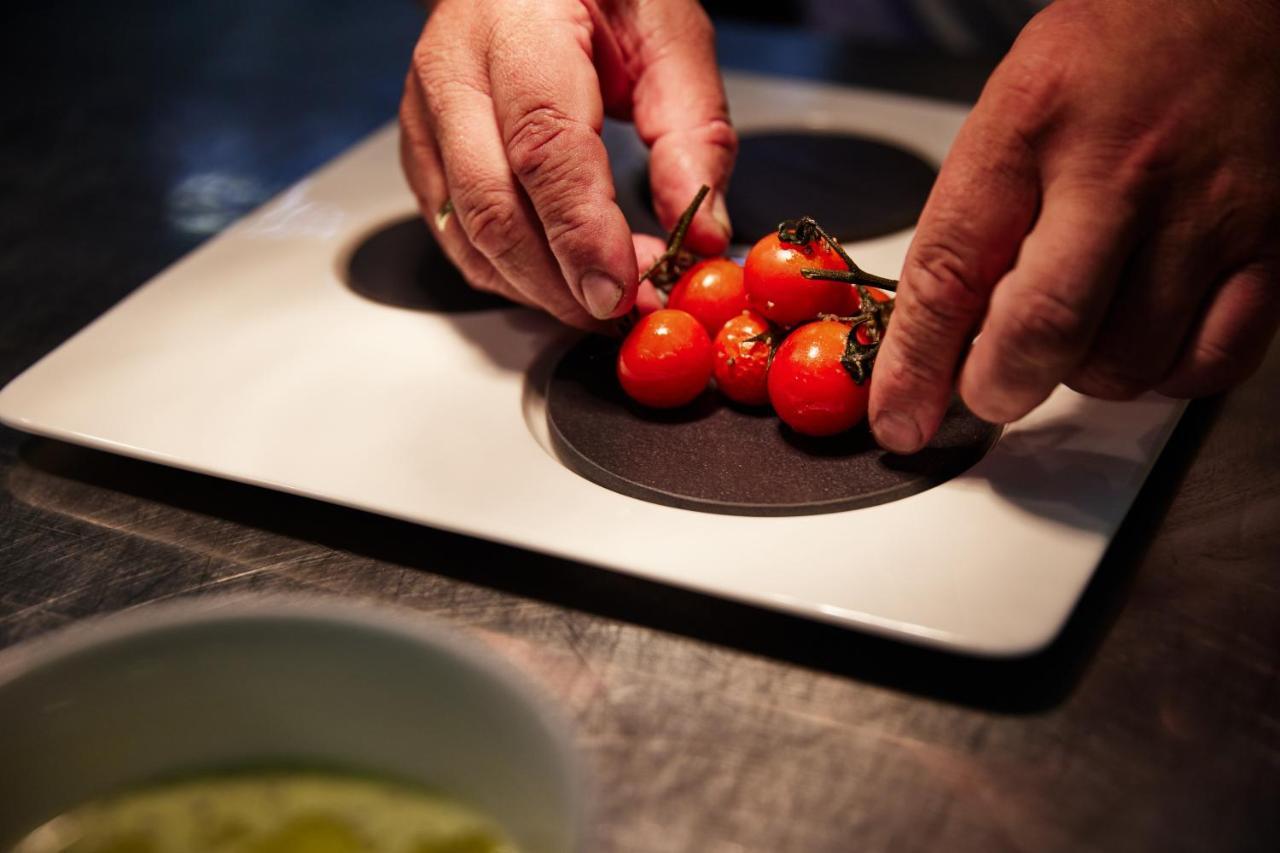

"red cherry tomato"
[617,309,713,408]
[767,319,869,436]
[667,258,747,335]
[744,232,854,328]
[712,310,772,406]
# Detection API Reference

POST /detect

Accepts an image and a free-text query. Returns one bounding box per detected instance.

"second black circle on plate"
[635,131,938,244]
[546,337,1000,517]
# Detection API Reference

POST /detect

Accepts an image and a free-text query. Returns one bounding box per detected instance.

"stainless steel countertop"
[1,3,1277,850]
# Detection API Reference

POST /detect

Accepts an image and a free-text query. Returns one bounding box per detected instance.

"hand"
[870,0,1280,453]
[399,0,737,329]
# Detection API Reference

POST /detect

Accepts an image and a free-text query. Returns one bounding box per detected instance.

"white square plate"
[0,73,1184,656]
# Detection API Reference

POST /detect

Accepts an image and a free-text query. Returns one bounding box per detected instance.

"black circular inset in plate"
[344,216,515,312]
[633,131,937,245]
[546,336,1000,516]
[725,132,937,243]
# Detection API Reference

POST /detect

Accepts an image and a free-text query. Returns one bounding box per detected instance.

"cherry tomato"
[767,319,868,436]
[744,232,854,327]
[712,310,772,406]
[617,309,713,408]
[667,258,747,335]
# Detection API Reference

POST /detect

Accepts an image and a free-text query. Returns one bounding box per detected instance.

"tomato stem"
[743,325,785,367]
[843,285,894,384]
[801,267,898,291]
[776,216,897,382]
[778,216,899,291]
[640,184,710,290]
[820,285,895,384]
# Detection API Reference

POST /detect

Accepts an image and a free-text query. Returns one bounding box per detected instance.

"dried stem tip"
[640,184,711,289]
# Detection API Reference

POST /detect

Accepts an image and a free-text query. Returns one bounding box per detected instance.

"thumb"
[870,100,1039,452]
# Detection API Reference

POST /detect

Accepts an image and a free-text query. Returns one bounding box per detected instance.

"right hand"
[400,0,738,329]
[870,0,1280,453]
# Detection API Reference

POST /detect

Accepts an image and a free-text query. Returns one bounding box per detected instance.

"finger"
[399,72,534,310]
[488,17,640,321]
[415,52,603,329]
[632,232,668,270]
[632,233,668,315]
[868,102,1039,453]
[1066,220,1220,400]
[1157,263,1280,397]
[957,178,1139,423]
[625,2,737,254]
[399,71,448,211]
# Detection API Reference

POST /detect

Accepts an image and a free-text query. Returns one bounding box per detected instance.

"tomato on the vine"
[767,319,868,436]
[712,310,772,406]
[667,258,747,334]
[744,232,854,327]
[617,309,713,409]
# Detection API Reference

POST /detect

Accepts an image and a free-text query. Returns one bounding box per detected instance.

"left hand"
[399,0,736,329]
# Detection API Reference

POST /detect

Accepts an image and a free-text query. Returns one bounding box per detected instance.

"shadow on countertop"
[5,393,1217,714]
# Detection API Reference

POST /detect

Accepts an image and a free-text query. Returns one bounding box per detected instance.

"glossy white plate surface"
[0,73,1185,656]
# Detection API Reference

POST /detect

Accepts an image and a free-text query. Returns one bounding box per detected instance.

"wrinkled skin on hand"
[399,0,737,329]
[870,0,1280,453]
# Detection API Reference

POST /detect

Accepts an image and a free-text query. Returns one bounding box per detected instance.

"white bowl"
[0,594,585,851]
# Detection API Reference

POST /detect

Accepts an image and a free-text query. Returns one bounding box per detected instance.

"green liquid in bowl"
[11,772,517,853]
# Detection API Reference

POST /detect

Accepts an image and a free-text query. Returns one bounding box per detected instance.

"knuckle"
[1002,287,1090,364]
[1200,171,1270,249]
[1182,339,1249,393]
[688,4,714,39]
[411,25,456,81]
[458,257,517,303]
[1103,120,1182,195]
[704,117,738,161]
[644,4,715,59]
[1068,362,1148,400]
[986,48,1066,145]
[878,338,949,394]
[543,208,597,248]
[505,105,583,184]
[466,273,501,296]
[411,39,434,70]
[458,186,524,262]
[904,240,988,331]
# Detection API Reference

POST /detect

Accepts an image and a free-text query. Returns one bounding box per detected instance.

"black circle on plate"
[343,216,515,312]
[725,132,937,243]
[546,336,1000,516]
[634,131,937,245]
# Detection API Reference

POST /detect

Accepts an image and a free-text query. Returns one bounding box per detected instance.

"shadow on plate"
[9,395,1215,713]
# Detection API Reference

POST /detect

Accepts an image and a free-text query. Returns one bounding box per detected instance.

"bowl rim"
[0,592,589,852]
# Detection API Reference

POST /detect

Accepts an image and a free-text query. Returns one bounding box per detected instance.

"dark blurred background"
[0,0,1028,388]
[706,0,1043,54]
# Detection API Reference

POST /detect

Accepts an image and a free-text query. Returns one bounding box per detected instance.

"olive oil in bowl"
[12,771,517,853]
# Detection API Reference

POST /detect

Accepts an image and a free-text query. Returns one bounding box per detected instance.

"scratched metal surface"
[2,3,1279,851]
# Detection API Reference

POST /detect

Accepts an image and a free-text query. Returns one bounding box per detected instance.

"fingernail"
[872,410,923,454]
[709,191,732,241]
[580,270,624,320]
